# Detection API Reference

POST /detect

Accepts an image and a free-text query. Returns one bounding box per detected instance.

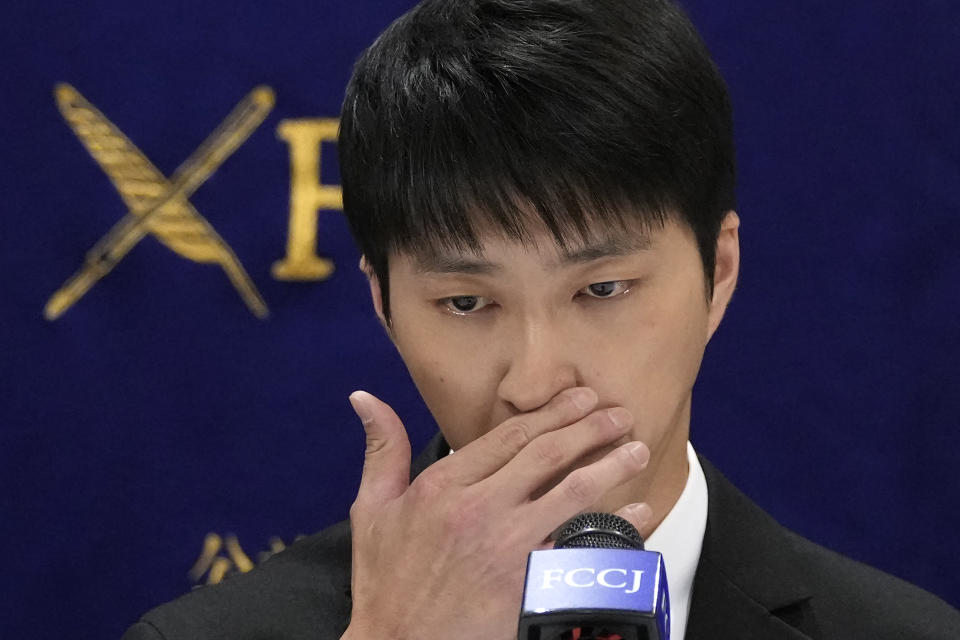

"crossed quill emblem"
[45,84,275,320]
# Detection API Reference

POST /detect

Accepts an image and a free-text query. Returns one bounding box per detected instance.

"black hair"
[340,0,735,320]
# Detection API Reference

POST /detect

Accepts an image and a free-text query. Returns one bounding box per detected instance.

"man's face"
[370,214,738,510]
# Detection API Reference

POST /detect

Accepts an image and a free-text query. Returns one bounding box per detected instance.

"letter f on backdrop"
[45,84,273,320]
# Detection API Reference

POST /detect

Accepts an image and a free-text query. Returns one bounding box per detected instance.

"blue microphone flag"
[517,513,670,640]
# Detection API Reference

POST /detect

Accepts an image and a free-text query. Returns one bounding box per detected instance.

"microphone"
[517,513,670,640]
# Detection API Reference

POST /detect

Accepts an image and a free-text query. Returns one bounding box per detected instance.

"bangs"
[384,134,675,260]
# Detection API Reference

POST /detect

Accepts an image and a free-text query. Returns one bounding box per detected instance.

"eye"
[578,280,631,299]
[443,295,491,314]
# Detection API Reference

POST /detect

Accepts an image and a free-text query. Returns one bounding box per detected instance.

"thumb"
[349,390,412,507]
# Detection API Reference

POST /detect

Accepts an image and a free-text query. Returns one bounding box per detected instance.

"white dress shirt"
[643,441,709,640]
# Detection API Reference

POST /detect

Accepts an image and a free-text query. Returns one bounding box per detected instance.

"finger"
[483,407,633,504]
[438,387,598,485]
[349,390,412,509]
[534,539,555,552]
[525,440,651,541]
[613,502,654,539]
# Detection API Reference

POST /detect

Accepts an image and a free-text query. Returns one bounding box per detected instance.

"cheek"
[395,327,503,449]
[582,289,708,442]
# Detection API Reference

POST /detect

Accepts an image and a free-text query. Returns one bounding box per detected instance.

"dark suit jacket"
[123,434,960,639]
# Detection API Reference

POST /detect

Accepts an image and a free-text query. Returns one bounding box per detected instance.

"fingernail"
[570,388,597,411]
[607,407,633,430]
[626,502,653,527]
[349,391,374,427]
[624,441,650,464]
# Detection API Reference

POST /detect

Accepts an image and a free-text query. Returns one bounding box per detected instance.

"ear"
[706,211,740,342]
[359,256,391,335]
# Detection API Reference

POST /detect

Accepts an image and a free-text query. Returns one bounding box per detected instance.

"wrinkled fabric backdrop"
[1,1,958,638]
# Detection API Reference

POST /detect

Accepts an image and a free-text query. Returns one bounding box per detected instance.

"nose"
[496,317,580,414]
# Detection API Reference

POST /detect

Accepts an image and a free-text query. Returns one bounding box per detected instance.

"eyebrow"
[558,236,654,263]
[413,255,501,275]
[413,235,654,275]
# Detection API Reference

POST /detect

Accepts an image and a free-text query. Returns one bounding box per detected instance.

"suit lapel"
[686,456,819,640]
[686,556,812,640]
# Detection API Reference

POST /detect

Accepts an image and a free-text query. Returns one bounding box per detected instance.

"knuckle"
[408,473,444,503]
[563,469,597,503]
[349,498,368,521]
[531,434,566,467]
[364,434,391,457]
[498,420,533,453]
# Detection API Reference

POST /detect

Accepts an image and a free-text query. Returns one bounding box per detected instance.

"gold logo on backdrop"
[45,84,275,320]
[273,119,342,281]
[188,532,300,585]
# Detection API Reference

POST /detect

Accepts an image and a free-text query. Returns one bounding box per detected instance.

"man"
[123,0,960,638]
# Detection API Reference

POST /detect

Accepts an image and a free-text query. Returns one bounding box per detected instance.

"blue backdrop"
[2,2,958,638]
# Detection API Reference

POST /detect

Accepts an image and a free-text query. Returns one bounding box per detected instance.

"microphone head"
[519,513,670,639]
[555,512,645,551]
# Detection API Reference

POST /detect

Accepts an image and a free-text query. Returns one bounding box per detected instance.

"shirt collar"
[643,441,708,640]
